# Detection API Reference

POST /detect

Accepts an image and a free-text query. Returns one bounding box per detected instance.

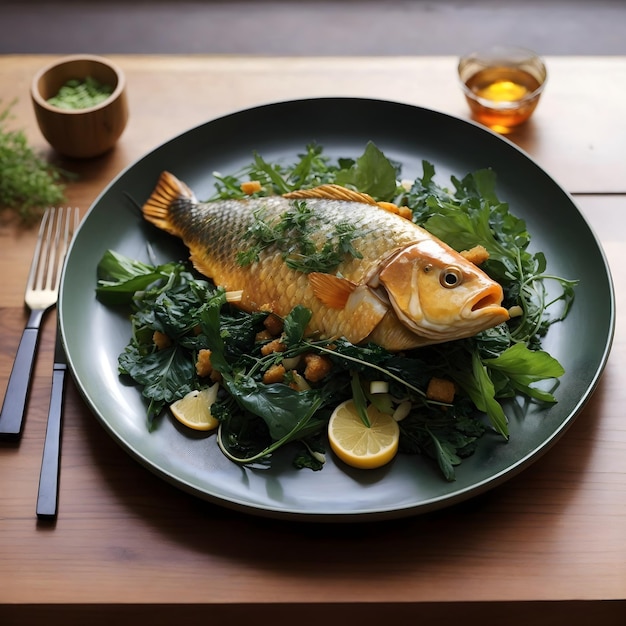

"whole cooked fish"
[142,171,509,351]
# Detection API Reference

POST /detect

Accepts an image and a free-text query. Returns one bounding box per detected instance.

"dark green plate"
[59,98,615,521]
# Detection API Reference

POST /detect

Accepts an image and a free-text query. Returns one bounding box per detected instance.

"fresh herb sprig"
[211,141,401,202]
[0,100,70,221]
[237,199,365,273]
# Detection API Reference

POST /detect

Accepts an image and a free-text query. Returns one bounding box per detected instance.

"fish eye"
[440,266,463,288]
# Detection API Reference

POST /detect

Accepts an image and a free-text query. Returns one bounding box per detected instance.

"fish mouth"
[471,291,505,312]
[468,286,510,321]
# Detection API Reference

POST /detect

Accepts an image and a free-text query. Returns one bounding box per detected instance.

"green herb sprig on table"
[0,101,70,221]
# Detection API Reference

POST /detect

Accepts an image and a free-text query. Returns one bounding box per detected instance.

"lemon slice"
[169,384,220,431]
[328,399,400,469]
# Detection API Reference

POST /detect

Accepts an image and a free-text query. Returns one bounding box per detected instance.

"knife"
[36,321,67,520]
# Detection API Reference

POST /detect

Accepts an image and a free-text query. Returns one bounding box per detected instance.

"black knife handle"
[36,366,66,519]
[0,326,41,441]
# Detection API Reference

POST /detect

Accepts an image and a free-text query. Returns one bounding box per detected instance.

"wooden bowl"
[31,54,129,158]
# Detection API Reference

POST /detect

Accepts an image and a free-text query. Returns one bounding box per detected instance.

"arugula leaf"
[452,350,509,438]
[427,429,461,482]
[216,382,327,465]
[334,141,400,201]
[482,342,564,402]
[197,289,231,374]
[292,436,327,471]
[399,400,485,482]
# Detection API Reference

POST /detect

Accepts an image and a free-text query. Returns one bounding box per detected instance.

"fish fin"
[284,184,377,205]
[142,171,196,236]
[308,272,357,309]
[188,249,217,283]
[366,312,432,351]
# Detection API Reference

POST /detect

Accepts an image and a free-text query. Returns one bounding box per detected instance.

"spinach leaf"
[119,344,196,426]
[96,249,182,305]
[223,377,324,441]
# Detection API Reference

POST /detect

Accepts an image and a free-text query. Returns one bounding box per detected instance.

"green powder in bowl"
[47,76,113,110]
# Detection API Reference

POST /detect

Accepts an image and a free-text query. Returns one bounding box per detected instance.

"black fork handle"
[0,309,45,441]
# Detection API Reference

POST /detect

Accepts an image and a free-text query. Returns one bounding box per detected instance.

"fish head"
[377,240,510,343]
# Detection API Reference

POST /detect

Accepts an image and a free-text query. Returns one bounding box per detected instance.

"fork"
[0,207,79,441]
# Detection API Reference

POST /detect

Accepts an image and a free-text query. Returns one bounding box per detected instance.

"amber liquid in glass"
[463,66,542,131]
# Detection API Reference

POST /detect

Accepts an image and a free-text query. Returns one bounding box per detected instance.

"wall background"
[2,0,625,55]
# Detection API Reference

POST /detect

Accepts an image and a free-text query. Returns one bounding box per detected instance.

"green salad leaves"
[96,142,576,481]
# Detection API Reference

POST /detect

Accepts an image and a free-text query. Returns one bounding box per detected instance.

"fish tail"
[142,171,196,236]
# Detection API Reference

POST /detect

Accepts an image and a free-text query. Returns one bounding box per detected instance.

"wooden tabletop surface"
[0,55,624,625]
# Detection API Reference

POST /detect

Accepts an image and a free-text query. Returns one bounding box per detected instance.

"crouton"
[153,331,171,350]
[260,338,287,356]
[460,244,490,266]
[195,349,213,378]
[426,377,456,404]
[255,329,274,343]
[263,313,284,337]
[303,353,333,383]
[263,363,286,384]
[241,180,262,195]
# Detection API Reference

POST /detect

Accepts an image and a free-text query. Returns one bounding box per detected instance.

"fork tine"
[57,209,69,288]
[54,208,78,291]
[44,207,61,292]
[28,207,52,293]
[53,208,69,289]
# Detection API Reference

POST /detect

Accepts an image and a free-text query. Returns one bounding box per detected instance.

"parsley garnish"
[237,199,364,274]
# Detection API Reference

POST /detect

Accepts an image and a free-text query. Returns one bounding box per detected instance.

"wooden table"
[1,55,624,625]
